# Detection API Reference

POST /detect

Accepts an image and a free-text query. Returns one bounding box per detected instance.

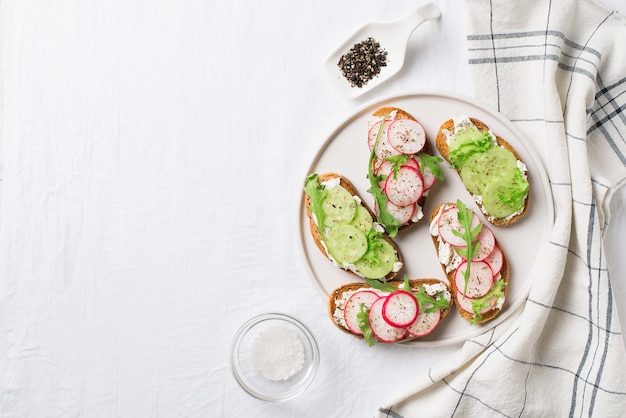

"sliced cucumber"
[449,126,483,152]
[480,174,526,218]
[325,224,368,264]
[354,239,398,279]
[460,146,519,195]
[351,205,374,233]
[480,147,519,177]
[322,185,357,225]
[448,127,494,168]
[459,153,485,194]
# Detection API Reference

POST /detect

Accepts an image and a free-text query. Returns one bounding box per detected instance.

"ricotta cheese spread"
[430,205,463,273]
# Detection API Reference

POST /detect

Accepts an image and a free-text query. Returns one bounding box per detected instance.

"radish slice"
[403,156,420,170]
[454,261,494,299]
[382,290,419,328]
[368,297,408,342]
[368,120,401,159]
[438,206,481,247]
[456,291,497,315]
[457,225,496,261]
[415,156,437,190]
[406,309,441,337]
[384,165,424,207]
[485,246,504,277]
[385,200,416,225]
[367,120,383,151]
[388,118,426,155]
[343,290,380,335]
[374,159,393,177]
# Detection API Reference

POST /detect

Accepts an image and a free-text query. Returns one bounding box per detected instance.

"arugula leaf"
[402,275,450,313]
[366,119,401,238]
[412,286,450,313]
[365,277,397,292]
[384,154,410,178]
[418,153,445,181]
[303,174,328,228]
[451,199,482,296]
[357,303,376,346]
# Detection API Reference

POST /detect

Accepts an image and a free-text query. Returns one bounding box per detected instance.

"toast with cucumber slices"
[436,116,529,226]
[328,277,453,345]
[366,107,444,237]
[429,200,509,324]
[303,172,403,281]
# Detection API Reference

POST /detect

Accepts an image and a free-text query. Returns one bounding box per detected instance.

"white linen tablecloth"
[0,1,624,417]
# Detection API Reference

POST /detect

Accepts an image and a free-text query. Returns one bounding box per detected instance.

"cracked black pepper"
[337,37,388,88]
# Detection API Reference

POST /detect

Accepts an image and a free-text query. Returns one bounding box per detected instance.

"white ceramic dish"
[297,90,554,347]
[324,3,441,100]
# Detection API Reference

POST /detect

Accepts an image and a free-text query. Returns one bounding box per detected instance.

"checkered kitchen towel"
[378,0,626,416]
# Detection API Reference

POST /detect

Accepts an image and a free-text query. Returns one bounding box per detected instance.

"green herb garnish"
[451,200,482,297]
[365,277,397,292]
[418,153,445,181]
[497,168,529,209]
[400,276,450,313]
[303,173,328,228]
[469,279,506,324]
[384,154,410,178]
[412,286,450,313]
[355,230,387,272]
[449,130,492,169]
[357,303,376,346]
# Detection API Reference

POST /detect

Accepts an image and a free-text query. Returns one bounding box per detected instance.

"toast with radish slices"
[366,107,444,237]
[429,200,509,324]
[329,277,453,345]
[436,116,529,226]
[304,172,403,281]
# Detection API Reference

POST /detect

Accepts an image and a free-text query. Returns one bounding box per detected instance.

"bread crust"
[304,172,402,281]
[369,107,435,233]
[429,202,509,324]
[436,117,529,227]
[328,278,453,342]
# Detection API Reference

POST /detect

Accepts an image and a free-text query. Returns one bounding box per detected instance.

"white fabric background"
[0,1,624,417]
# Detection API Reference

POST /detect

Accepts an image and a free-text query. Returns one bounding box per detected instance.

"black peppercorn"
[337,37,388,88]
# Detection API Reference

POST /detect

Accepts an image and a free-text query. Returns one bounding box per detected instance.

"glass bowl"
[229,313,320,401]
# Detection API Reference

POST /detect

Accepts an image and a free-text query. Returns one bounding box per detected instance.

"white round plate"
[297,90,554,347]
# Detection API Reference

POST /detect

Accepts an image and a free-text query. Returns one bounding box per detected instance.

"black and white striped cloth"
[378,0,626,416]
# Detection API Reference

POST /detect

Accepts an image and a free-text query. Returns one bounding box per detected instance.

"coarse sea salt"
[251,326,305,381]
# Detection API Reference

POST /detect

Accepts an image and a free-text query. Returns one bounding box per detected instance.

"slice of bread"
[436,117,529,227]
[368,107,438,233]
[371,106,417,122]
[328,278,453,343]
[304,172,402,281]
[429,202,509,324]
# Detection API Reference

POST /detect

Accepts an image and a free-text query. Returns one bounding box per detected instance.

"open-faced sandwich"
[429,200,508,324]
[329,277,452,345]
[366,107,444,237]
[303,172,403,281]
[436,116,529,226]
